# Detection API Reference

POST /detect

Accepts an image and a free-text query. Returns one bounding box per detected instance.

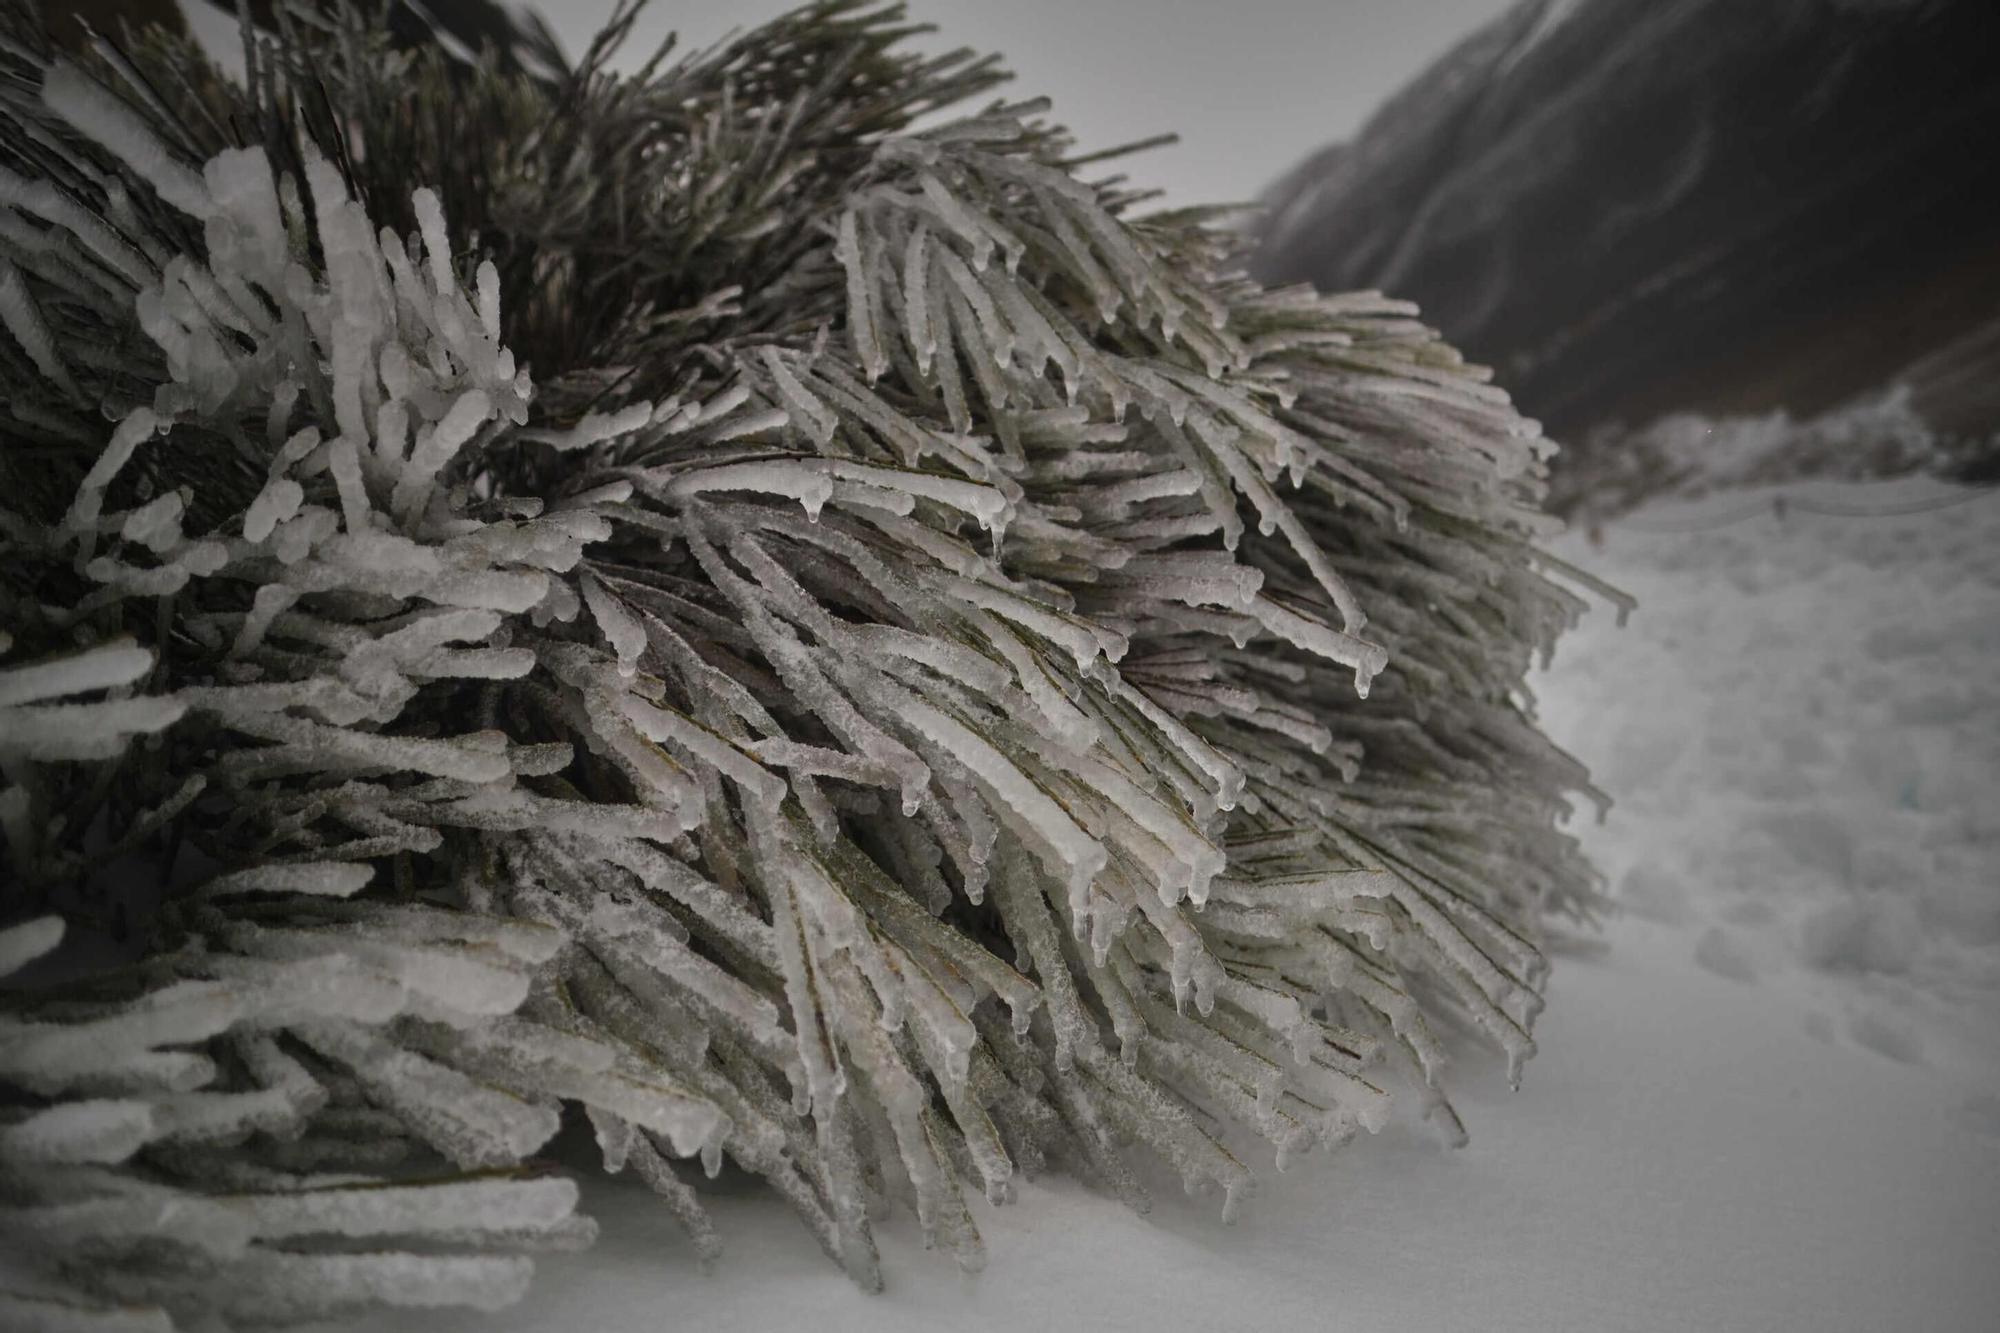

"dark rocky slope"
[1250,0,2000,508]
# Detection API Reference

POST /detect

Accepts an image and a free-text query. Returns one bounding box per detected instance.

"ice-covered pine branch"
[0,2,1606,1327]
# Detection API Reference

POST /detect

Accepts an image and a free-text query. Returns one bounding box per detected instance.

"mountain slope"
[1250,0,2000,507]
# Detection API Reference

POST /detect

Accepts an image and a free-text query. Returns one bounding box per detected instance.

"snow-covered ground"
[1541,476,2000,1105]
[373,477,2000,1332]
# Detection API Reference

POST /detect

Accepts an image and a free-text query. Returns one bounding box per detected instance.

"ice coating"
[0,640,153,708]
[0,916,64,979]
[0,20,1606,1323]
[40,63,211,219]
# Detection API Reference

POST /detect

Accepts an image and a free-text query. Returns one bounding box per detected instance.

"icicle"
[919,173,995,271]
[903,224,936,372]
[64,409,159,553]
[836,210,888,383]
[1251,595,1389,695]
[476,260,502,340]
[199,862,374,898]
[0,694,186,761]
[119,491,186,552]
[581,573,647,676]
[42,64,213,219]
[0,256,78,396]
[412,188,455,293]
[755,349,836,448]
[667,457,835,520]
[519,401,654,451]
[0,916,64,978]
[0,639,153,707]
[889,685,1106,908]
[327,436,371,533]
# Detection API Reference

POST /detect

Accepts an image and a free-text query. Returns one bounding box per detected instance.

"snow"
[1538,476,2000,1097]
[367,920,1999,1332]
[360,475,2000,1331]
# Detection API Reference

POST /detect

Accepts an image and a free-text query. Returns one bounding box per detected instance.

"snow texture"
[1538,477,2000,1098]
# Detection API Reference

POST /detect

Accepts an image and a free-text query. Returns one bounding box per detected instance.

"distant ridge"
[1250,0,2000,509]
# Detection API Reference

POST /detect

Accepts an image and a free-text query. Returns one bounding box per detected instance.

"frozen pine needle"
[0,2,1604,1327]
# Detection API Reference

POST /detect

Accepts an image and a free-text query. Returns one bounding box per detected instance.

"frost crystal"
[0,4,1604,1327]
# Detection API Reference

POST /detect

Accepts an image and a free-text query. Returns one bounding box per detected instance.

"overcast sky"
[534,1,1519,209]
[178,1,1516,207]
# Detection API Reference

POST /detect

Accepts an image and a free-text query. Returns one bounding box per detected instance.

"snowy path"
[375,478,2000,1332]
